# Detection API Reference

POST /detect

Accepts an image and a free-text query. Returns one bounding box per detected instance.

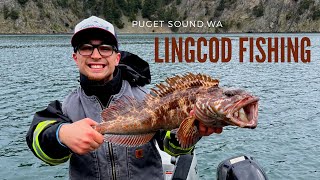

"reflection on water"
[0,34,319,180]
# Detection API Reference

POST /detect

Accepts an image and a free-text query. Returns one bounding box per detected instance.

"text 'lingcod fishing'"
[154,37,311,63]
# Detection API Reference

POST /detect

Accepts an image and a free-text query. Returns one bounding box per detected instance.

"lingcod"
[94,73,259,148]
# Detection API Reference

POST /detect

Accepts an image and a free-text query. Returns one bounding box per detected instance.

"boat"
[160,148,198,180]
[159,147,268,180]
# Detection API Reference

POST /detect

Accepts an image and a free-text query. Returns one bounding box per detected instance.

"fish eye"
[224,88,243,96]
[207,86,219,93]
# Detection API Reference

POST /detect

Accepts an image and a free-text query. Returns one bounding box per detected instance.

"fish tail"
[94,121,156,146]
[176,115,201,149]
[93,124,105,134]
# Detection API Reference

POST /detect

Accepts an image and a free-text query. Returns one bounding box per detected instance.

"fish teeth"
[234,111,239,117]
[238,108,249,122]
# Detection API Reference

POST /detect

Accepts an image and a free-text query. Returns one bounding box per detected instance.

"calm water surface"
[0,34,319,180]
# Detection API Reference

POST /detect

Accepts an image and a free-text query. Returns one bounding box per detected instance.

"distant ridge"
[0,0,320,34]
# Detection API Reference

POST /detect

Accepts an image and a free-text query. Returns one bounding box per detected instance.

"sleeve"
[155,130,195,157]
[26,100,72,165]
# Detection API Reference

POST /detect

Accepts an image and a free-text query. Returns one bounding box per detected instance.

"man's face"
[72,39,120,82]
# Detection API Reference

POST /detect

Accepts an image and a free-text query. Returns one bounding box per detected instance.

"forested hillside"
[0,0,320,33]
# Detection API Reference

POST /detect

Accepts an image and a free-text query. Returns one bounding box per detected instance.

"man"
[26,16,222,180]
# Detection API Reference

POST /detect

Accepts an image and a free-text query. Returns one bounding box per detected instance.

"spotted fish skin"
[94,73,259,148]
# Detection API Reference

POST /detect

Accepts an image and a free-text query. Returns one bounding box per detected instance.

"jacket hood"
[118,51,151,87]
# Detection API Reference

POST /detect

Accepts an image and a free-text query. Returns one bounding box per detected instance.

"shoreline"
[1,32,320,36]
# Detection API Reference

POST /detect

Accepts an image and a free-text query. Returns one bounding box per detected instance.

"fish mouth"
[227,96,259,128]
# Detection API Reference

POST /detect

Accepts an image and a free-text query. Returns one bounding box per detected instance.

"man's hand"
[198,121,223,136]
[190,110,223,136]
[59,118,104,155]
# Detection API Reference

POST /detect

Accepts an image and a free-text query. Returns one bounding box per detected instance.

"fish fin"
[104,133,156,147]
[176,116,200,149]
[101,95,146,122]
[151,73,219,98]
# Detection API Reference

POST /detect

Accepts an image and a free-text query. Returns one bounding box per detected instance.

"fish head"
[195,87,259,128]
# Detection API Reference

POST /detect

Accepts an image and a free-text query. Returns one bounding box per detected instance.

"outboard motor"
[217,155,268,180]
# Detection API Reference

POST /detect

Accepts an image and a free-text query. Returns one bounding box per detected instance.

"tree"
[142,0,157,19]
[17,0,29,6]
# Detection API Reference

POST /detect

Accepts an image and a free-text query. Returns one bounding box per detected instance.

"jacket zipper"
[108,143,117,180]
[97,95,117,180]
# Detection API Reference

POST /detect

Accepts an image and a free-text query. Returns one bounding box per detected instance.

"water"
[0,34,319,180]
